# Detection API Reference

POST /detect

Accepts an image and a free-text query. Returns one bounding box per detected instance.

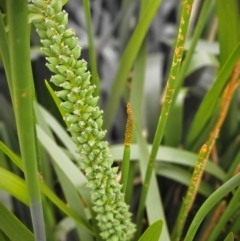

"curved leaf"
[110,144,226,181]
[138,219,163,241]
[184,173,240,241]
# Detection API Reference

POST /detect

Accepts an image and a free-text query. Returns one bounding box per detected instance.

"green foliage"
[0,0,240,241]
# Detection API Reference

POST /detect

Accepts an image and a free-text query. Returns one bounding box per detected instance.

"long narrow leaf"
[185,41,240,148]
[104,0,162,129]
[0,202,34,241]
[110,144,226,181]
[0,141,94,235]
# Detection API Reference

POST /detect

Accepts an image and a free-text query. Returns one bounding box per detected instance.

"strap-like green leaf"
[0,202,34,241]
[138,219,163,241]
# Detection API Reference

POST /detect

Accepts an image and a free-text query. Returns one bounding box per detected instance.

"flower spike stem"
[7,1,46,241]
[121,103,133,197]
[28,1,135,240]
[134,1,194,240]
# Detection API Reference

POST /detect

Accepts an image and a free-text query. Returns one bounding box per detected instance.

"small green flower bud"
[54,11,65,23]
[55,90,69,100]
[46,63,58,73]
[100,231,110,239]
[41,39,52,47]
[85,127,93,134]
[67,92,78,102]
[95,130,107,140]
[74,67,85,76]
[34,22,47,30]
[85,85,96,96]
[59,55,69,64]
[62,45,71,56]
[86,96,99,107]
[46,56,59,65]
[50,0,62,12]
[64,37,78,50]
[88,119,98,129]
[60,101,73,112]
[77,136,87,144]
[73,76,82,86]
[95,199,105,206]
[82,71,91,82]
[64,114,78,123]
[68,123,80,132]
[36,29,48,39]
[45,19,56,28]
[63,28,75,38]
[52,35,62,44]
[71,45,81,59]
[87,181,97,190]
[88,140,96,147]
[105,222,113,228]
[78,121,85,127]
[46,5,55,17]
[91,109,103,119]
[56,24,65,34]
[75,59,87,69]
[69,86,78,93]
[68,56,76,68]
[56,65,68,75]
[82,80,90,89]
[46,28,55,38]
[66,70,75,80]
[72,109,81,116]
[49,44,61,55]
[59,12,68,25]
[41,47,54,56]
[91,190,100,199]
[96,117,103,128]
[106,187,113,194]
[112,167,118,174]
[28,4,41,13]
[59,81,72,90]
[30,14,45,24]
[85,106,95,113]
[75,99,84,107]
[32,0,45,9]
[78,161,88,169]
[81,112,91,121]
[50,74,65,85]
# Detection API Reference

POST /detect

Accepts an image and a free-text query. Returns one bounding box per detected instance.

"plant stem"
[135,0,194,238]
[82,0,100,96]
[121,103,133,195]
[174,0,212,98]
[6,1,46,241]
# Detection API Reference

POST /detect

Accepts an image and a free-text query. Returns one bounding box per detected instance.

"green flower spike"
[28,0,135,240]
